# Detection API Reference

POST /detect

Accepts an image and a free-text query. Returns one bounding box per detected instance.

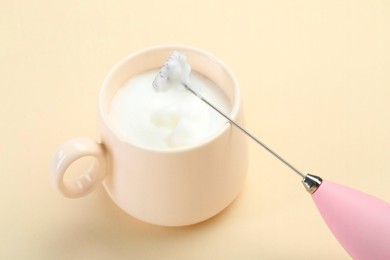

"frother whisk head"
[153,51,191,92]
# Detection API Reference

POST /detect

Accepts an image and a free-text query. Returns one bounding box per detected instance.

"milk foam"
[108,70,230,149]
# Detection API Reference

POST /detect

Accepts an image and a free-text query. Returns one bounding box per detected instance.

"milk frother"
[153,51,390,260]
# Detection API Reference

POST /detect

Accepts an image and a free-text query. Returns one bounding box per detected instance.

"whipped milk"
[108,70,230,149]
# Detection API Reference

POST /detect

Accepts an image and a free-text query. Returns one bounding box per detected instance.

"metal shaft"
[183,83,306,179]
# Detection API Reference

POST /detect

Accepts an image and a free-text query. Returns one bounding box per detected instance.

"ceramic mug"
[50,45,248,226]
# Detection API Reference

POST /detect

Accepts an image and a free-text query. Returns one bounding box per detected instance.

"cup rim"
[98,44,241,153]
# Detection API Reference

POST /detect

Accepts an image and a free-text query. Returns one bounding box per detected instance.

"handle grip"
[312,180,390,260]
[50,137,107,198]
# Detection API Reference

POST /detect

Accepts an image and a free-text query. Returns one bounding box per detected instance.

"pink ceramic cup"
[50,45,248,226]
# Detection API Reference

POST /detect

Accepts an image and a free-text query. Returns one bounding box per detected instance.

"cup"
[50,45,248,226]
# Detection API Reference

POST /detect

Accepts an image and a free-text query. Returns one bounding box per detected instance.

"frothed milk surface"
[108,70,231,149]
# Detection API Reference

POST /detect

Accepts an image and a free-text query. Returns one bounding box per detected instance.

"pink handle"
[312,180,390,260]
[50,137,107,198]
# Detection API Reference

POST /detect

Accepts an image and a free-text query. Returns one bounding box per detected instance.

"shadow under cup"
[99,46,248,226]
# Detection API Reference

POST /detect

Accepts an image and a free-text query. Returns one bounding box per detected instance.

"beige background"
[1,0,389,259]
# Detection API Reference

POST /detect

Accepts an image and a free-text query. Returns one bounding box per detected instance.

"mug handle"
[50,137,107,198]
